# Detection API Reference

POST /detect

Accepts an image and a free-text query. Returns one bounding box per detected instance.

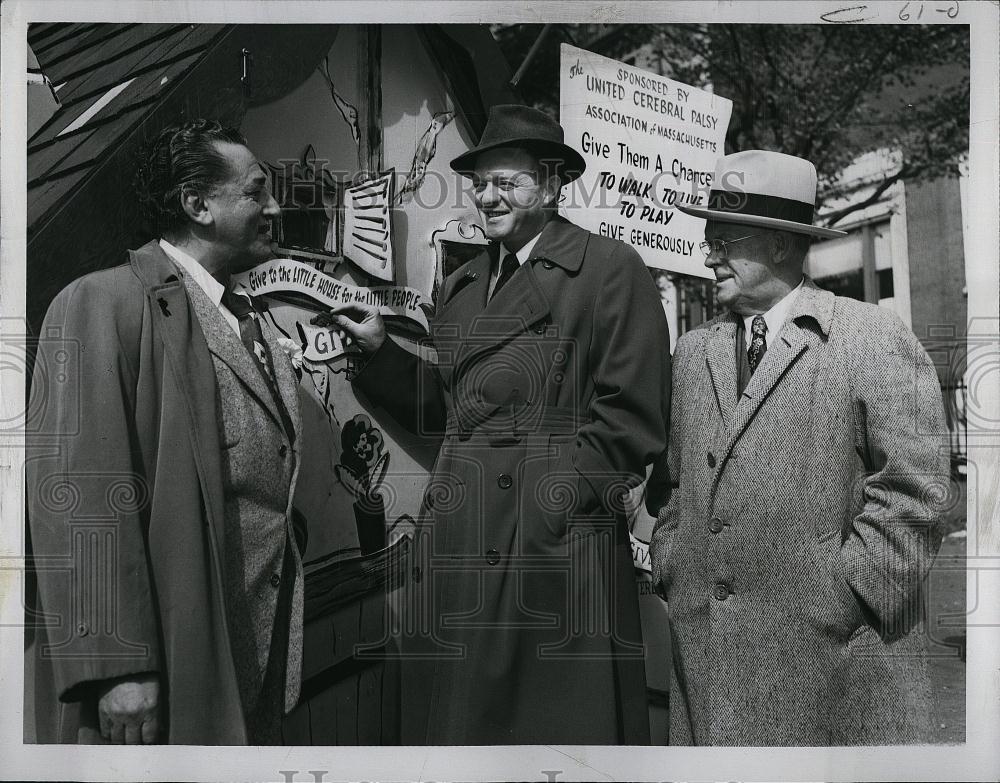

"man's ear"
[769,231,792,266]
[180,187,213,227]
[542,174,562,208]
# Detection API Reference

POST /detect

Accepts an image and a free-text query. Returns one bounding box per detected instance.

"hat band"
[707,190,815,226]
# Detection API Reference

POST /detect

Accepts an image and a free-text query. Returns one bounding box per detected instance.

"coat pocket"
[819,528,866,640]
[650,507,679,594]
[527,433,584,542]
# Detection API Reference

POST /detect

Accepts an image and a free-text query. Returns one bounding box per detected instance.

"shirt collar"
[742,278,805,341]
[500,229,544,267]
[158,238,226,307]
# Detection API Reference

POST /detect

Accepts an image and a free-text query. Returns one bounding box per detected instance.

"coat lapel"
[128,241,228,565]
[433,234,555,389]
[180,271,287,433]
[436,246,493,320]
[704,314,740,431]
[720,279,835,460]
[432,249,493,389]
[477,258,551,334]
[724,327,810,452]
[259,315,302,443]
[449,261,551,386]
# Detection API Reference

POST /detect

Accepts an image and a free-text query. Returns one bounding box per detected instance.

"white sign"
[233,258,431,332]
[559,44,732,279]
[301,324,346,362]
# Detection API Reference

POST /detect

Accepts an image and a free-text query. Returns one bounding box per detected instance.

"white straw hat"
[678,150,847,238]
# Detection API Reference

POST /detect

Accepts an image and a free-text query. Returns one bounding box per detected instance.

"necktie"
[221,289,294,442]
[747,314,768,374]
[222,289,276,387]
[491,252,520,299]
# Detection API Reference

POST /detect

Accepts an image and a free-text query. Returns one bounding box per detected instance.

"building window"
[808,219,895,309]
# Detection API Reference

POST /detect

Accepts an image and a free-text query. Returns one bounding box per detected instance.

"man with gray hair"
[648,149,949,745]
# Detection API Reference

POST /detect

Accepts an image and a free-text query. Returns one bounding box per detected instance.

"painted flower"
[340,414,384,479]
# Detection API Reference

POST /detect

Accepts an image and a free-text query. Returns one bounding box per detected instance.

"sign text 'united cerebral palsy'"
[559,44,732,278]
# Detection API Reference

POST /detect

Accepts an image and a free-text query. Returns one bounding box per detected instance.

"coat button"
[712,582,731,601]
[486,548,501,565]
[76,623,89,637]
[709,517,725,534]
[533,324,546,334]
[543,260,555,269]
[707,451,716,468]
[279,444,288,458]
[270,572,281,588]
[497,473,513,489]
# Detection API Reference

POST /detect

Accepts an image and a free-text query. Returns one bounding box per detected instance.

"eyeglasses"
[699,234,761,260]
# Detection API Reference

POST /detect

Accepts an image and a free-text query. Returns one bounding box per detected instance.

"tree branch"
[819,167,911,227]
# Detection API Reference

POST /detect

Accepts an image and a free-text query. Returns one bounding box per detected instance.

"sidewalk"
[925,529,967,743]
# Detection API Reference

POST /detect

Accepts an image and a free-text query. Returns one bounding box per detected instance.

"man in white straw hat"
[647,149,950,745]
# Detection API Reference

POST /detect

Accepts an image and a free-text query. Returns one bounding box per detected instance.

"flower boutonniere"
[276,336,304,372]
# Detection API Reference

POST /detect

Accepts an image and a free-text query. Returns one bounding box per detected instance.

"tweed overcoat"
[649,279,949,746]
[355,216,671,744]
[26,241,303,744]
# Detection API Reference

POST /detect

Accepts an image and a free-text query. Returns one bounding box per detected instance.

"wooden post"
[862,222,879,303]
[357,25,383,176]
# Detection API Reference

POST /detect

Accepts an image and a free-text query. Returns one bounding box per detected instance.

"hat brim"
[677,203,847,239]
[450,139,586,185]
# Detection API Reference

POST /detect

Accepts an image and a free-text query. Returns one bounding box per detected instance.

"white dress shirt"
[487,230,544,300]
[742,279,805,352]
[159,239,241,336]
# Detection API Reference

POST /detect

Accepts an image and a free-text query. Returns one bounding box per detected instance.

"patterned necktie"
[222,288,295,441]
[747,314,768,374]
[491,252,520,299]
[222,289,278,388]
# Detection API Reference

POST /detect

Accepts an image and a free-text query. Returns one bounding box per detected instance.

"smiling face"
[470,146,559,252]
[202,141,280,274]
[703,220,788,315]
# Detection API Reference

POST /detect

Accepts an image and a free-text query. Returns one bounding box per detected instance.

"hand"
[97,673,161,744]
[313,303,386,354]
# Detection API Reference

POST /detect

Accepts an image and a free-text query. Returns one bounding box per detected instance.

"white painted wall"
[239,27,483,561]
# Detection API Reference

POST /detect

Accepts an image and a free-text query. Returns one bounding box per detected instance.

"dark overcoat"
[356,216,671,744]
[26,241,303,744]
[649,280,950,746]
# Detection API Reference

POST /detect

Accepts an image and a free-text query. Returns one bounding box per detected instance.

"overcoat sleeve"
[559,242,671,517]
[352,334,447,438]
[842,309,950,641]
[27,278,162,702]
[649,334,690,589]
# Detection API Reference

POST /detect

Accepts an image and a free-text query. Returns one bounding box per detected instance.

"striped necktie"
[222,289,276,387]
[221,288,294,442]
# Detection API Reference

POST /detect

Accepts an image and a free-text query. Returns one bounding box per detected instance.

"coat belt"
[445,404,582,443]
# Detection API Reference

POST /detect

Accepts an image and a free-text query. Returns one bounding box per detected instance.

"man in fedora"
[328,104,670,744]
[647,150,949,745]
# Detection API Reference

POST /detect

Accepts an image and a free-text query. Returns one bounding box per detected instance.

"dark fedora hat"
[450,104,586,184]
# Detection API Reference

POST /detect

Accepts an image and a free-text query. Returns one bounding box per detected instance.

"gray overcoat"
[649,279,950,746]
[355,216,671,744]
